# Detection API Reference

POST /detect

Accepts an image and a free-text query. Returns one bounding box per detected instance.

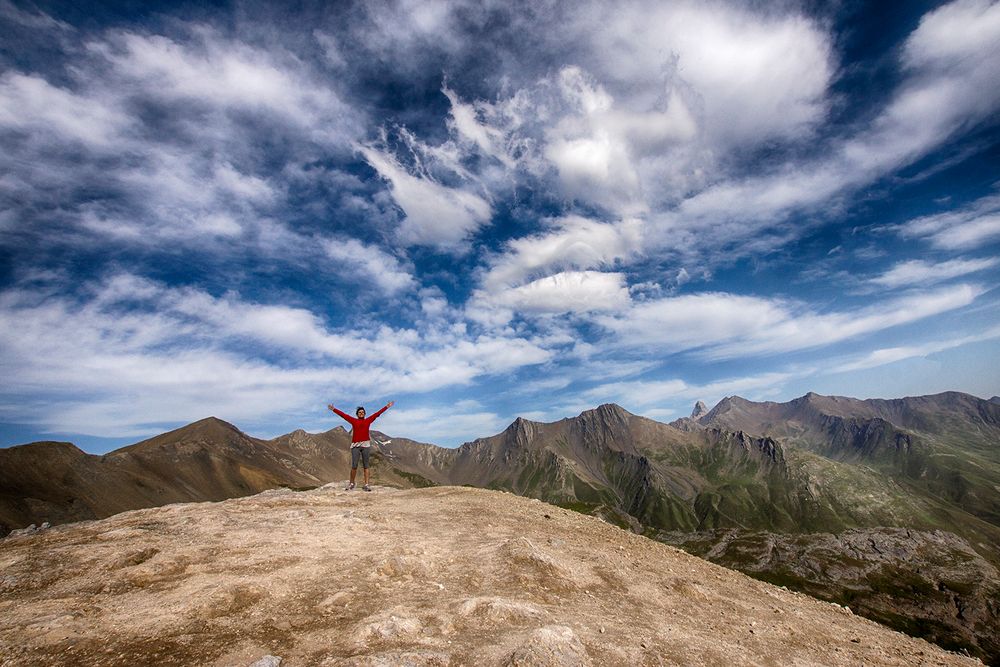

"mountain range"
[2,391,999,662]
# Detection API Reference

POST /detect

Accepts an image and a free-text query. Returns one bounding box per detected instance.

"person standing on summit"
[328,401,394,491]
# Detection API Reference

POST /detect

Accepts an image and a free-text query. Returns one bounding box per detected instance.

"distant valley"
[2,391,999,662]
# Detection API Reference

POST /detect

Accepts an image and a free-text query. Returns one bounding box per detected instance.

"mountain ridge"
[3,390,1000,661]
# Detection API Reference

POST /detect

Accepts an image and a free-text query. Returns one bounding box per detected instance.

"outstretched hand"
[327,404,336,412]
[387,400,395,409]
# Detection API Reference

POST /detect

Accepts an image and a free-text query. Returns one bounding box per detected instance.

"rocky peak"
[505,416,539,448]
[701,395,745,421]
[691,401,709,419]
[577,404,632,435]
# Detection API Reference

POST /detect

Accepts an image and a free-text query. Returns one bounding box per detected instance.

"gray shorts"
[351,444,371,469]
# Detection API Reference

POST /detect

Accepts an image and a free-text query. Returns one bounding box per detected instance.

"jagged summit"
[593,401,631,414]
[691,400,709,419]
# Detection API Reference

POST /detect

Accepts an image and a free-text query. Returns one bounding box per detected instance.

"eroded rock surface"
[0,486,979,666]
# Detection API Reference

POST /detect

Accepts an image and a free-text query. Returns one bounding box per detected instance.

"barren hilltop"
[0,485,979,666]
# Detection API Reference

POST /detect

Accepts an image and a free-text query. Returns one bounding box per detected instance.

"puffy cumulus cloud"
[322,237,415,294]
[569,1,833,147]
[869,257,999,288]
[896,192,1000,250]
[359,145,492,251]
[0,275,551,435]
[597,283,984,359]
[482,215,643,291]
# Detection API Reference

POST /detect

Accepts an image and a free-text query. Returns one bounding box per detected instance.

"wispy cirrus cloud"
[869,257,999,287]
[0,274,551,434]
[358,144,492,251]
[896,192,1000,249]
[0,23,363,251]
[831,325,1000,373]
[597,283,984,359]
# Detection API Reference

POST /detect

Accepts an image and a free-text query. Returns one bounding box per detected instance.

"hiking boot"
[345,482,355,491]
[363,484,372,492]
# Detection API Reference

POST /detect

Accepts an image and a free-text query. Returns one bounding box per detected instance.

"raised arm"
[368,400,394,422]
[328,404,353,422]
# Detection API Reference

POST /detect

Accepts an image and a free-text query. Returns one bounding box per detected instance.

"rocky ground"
[0,485,982,666]
[659,527,1000,662]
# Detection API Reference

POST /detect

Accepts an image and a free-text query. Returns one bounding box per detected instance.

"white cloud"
[580,2,832,147]
[0,72,129,147]
[89,30,354,135]
[869,257,999,287]
[442,85,513,168]
[375,406,507,445]
[644,0,1000,257]
[598,283,984,359]
[482,215,643,290]
[896,193,1000,249]
[492,270,631,314]
[359,145,492,251]
[831,325,1000,373]
[0,0,71,31]
[322,237,415,294]
[0,275,552,435]
[0,23,366,251]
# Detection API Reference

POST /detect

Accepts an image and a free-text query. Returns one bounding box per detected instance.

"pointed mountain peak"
[177,416,244,436]
[691,401,709,419]
[706,395,747,412]
[502,415,540,448]
[586,403,634,419]
[115,416,249,455]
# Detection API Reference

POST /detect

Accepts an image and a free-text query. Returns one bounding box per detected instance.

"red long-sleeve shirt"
[332,405,389,443]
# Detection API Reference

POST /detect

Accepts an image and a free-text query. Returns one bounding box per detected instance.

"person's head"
[356,406,366,418]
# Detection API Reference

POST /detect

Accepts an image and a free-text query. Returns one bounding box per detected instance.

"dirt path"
[0,485,980,666]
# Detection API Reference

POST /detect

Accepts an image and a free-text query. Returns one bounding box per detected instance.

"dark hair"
[356,406,365,415]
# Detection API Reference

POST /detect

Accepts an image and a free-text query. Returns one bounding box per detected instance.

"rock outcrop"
[660,527,1000,662]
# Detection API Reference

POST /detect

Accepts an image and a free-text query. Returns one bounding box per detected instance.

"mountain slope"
[0,485,977,667]
[0,419,388,534]
[696,392,1000,536]
[3,392,999,661]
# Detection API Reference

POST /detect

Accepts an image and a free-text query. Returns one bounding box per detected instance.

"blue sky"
[1,0,999,452]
